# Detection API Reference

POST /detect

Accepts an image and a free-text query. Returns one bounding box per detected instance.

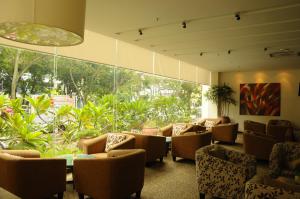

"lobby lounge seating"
[79,133,135,156]
[243,131,278,160]
[125,132,166,163]
[0,150,66,199]
[160,123,206,137]
[245,142,300,199]
[267,120,294,142]
[172,132,212,161]
[244,120,266,134]
[211,123,238,144]
[74,149,146,199]
[196,145,256,199]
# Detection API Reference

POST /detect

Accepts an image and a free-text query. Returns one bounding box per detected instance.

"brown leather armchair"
[0,150,66,199]
[74,149,146,199]
[267,119,294,142]
[212,123,239,144]
[125,132,165,163]
[244,120,266,134]
[171,132,212,161]
[160,123,206,137]
[79,133,135,156]
[243,131,277,160]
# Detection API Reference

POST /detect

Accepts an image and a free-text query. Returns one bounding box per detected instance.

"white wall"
[219,69,300,130]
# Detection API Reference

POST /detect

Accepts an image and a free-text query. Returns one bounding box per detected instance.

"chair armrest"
[79,135,107,154]
[6,158,66,198]
[109,136,135,150]
[160,124,173,136]
[0,150,40,158]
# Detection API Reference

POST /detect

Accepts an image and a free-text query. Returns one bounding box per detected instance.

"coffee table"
[57,154,95,187]
[165,136,172,156]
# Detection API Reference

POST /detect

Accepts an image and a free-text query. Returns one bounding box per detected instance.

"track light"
[228,50,231,54]
[235,13,240,21]
[200,52,203,56]
[138,29,143,35]
[264,47,268,51]
[182,21,187,29]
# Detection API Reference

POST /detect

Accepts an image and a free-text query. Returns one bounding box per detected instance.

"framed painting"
[240,83,280,116]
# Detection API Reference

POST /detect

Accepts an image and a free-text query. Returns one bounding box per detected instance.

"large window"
[0,44,202,156]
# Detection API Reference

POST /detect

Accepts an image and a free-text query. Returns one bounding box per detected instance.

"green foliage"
[204,84,236,116]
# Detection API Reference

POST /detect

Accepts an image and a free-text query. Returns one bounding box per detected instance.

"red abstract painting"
[240,83,280,116]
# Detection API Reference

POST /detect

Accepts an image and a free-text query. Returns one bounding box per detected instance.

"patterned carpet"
[0,134,269,199]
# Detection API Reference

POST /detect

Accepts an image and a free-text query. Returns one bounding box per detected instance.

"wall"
[219,69,300,130]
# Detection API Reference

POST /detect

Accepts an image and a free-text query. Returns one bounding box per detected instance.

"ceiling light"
[182,21,187,29]
[264,47,268,51]
[200,52,203,56]
[138,29,143,35]
[235,13,241,21]
[0,0,86,46]
[228,50,231,54]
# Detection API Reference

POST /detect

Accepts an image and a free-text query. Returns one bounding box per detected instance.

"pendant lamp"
[0,0,86,46]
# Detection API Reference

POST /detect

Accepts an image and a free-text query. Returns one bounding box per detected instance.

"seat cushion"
[93,153,108,158]
[204,120,217,128]
[105,133,127,152]
[172,123,187,136]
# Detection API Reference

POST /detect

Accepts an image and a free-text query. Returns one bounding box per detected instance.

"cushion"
[209,148,228,160]
[105,133,127,152]
[287,159,300,170]
[172,123,187,136]
[264,175,300,192]
[204,120,217,128]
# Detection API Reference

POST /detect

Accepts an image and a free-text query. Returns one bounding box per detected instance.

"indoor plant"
[204,84,236,116]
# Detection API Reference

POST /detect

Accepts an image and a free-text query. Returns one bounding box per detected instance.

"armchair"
[243,131,278,160]
[245,175,300,199]
[79,133,135,156]
[196,145,256,199]
[160,123,206,137]
[74,149,146,199]
[244,120,266,135]
[0,150,66,199]
[125,132,165,163]
[267,120,294,142]
[269,142,300,178]
[211,123,238,144]
[172,132,212,161]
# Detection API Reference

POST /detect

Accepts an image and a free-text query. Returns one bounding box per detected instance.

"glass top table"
[57,154,95,167]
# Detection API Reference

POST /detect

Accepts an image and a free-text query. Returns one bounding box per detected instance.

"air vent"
[269,49,299,58]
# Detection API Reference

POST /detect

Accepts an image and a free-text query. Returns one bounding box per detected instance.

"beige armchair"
[74,149,146,199]
[196,145,256,199]
[125,132,165,163]
[211,123,239,144]
[0,150,66,199]
[160,123,206,137]
[79,133,135,156]
[171,132,212,161]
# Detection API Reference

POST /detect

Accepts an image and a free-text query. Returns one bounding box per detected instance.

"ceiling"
[85,0,300,72]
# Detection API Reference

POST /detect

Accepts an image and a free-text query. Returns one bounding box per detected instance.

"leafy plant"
[204,84,236,116]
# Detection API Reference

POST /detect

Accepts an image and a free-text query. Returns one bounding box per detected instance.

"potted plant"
[204,84,236,116]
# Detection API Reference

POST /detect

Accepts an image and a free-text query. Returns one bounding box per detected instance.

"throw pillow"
[172,123,187,136]
[204,120,217,128]
[105,133,127,152]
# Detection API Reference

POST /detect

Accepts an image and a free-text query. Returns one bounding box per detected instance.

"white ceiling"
[85,0,300,72]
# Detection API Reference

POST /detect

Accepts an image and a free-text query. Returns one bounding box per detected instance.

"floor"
[0,133,268,199]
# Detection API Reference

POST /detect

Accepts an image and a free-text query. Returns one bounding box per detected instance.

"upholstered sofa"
[0,150,66,199]
[74,149,146,199]
[211,123,239,144]
[196,145,256,199]
[125,132,166,163]
[172,131,212,161]
[78,133,135,156]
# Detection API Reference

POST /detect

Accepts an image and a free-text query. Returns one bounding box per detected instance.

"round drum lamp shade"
[0,0,86,46]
